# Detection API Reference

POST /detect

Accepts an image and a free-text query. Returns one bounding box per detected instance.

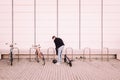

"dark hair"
[52,36,56,39]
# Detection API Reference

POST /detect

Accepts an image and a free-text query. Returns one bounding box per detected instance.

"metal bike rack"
[47,47,55,60]
[102,47,109,61]
[101,49,103,61]
[79,49,83,60]
[5,43,19,63]
[83,47,91,61]
[65,47,73,60]
[29,46,36,62]
[29,44,42,62]
[13,47,20,61]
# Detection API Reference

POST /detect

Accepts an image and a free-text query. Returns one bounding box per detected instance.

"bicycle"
[35,46,45,65]
[6,43,19,66]
[64,54,72,67]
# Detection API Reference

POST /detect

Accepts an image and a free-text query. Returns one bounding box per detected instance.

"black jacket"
[54,37,64,49]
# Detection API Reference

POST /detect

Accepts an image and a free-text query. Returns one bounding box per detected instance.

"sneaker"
[56,62,60,65]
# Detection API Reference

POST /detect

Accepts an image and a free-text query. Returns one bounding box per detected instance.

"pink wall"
[0,0,120,53]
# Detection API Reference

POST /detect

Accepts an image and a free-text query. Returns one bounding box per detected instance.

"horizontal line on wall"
[1,3,120,6]
[0,10,119,13]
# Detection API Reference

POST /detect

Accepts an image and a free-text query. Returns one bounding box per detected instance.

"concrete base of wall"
[117,54,120,60]
[1,53,116,60]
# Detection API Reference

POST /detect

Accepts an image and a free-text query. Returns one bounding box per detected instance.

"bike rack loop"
[5,43,19,61]
[79,49,83,59]
[65,47,73,60]
[47,47,55,60]
[13,47,20,61]
[29,47,36,62]
[83,47,91,61]
[102,47,109,61]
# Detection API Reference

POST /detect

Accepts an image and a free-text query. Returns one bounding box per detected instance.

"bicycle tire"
[10,51,13,66]
[40,52,45,65]
[42,57,45,65]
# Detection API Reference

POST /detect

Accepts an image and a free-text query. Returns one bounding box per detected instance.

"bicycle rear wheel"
[10,52,13,66]
[40,52,45,65]
[41,57,45,65]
